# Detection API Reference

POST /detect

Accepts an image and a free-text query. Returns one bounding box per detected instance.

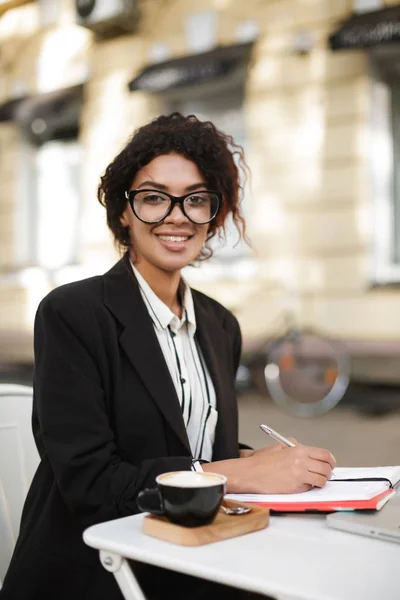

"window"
[35,140,81,269]
[370,45,400,284]
[16,138,81,271]
[14,86,83,273]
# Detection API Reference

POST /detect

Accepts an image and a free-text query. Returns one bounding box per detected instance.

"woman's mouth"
[158,235,190,243]
[156,234,193,251]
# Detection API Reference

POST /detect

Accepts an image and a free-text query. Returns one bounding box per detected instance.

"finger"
[296,483,313,493]
[307,447,336,468]
[272,437,298,450]
[306,458,333,479]
[304,471,328,489]
[254,444,282,458]
[266,442,285,453]
[239,449,255,458]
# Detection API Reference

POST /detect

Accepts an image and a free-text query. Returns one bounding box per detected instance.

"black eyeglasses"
[124,189,221,225]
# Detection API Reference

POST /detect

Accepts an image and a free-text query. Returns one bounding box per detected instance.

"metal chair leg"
[100,550,147,600]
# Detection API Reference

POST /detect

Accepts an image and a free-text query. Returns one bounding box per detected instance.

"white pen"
[259,424,296,448]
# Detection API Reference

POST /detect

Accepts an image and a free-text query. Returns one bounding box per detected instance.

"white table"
[83,512,400,600]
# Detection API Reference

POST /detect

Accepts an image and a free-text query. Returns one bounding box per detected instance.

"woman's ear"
[120,210,129,227]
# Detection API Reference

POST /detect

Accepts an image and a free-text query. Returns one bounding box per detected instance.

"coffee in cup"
[137,471,227,527]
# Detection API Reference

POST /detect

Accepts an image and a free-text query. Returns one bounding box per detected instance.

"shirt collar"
[180,279,196,336]
[131,262,196,335]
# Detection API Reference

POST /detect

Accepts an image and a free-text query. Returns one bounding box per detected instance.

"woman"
[0,113,335,600]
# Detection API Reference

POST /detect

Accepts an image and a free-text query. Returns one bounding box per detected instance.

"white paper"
[226,480,389,504]
[330,466,400,487]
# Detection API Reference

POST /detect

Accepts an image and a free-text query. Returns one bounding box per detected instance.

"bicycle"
[237,303,350,418]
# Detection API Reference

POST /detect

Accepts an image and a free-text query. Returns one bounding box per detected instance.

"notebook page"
[225,480,389,504]
[330,466,400,486]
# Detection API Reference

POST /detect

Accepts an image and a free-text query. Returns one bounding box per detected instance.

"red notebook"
[242,489,395,513]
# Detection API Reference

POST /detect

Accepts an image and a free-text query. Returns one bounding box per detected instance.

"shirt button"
[181,378,186,384]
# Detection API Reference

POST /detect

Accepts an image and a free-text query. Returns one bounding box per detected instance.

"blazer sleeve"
[231,312,242,375]
[33,295,192,528]
[226,311,254,453]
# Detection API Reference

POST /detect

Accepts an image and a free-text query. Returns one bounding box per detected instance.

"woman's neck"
[133,258,183,318]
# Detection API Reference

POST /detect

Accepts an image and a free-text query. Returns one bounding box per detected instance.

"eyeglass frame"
[124,189,222,225]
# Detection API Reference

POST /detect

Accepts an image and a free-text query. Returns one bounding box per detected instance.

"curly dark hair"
[97,112,249,260]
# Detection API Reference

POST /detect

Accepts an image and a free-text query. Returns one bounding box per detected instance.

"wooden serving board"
[142,500,269,546]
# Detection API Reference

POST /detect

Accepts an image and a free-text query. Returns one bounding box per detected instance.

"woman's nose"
[165,203,189,224]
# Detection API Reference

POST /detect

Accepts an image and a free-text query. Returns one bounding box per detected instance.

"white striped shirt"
[132,264,218,462]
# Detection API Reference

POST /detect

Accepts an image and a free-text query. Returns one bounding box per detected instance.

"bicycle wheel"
[264,329,350,417]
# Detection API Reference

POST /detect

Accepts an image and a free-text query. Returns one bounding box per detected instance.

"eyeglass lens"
[133,191,219,224]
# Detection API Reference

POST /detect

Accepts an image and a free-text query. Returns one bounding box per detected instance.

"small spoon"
[220,504,252,516]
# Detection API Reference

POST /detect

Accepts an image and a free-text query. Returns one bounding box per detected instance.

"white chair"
[0,384,39,586]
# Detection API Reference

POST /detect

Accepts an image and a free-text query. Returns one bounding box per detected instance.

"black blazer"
[0,254,243,600]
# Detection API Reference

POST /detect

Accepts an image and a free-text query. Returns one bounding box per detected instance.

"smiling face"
[121,153,210,277]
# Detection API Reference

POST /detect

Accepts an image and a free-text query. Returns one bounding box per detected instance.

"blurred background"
[0,0,400,465]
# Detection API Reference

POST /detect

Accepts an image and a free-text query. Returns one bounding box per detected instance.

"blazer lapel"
[193,294,239,460]
[102,255,191,453]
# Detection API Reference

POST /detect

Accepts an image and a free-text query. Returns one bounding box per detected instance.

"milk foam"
[158,471,225,488]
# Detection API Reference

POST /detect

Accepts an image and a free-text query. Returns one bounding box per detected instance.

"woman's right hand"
[204,443,336,495]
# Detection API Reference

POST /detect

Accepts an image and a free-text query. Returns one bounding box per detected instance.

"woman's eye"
[187,195,206,205]
[143,194,166,203]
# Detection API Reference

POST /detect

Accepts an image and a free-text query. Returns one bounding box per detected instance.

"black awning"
[0,96,30,123]
[15,84,84,146]
[128,41,254,93]
[329,6,400,50]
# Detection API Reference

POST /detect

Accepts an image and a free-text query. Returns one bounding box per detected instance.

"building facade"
[0,0,399,384]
